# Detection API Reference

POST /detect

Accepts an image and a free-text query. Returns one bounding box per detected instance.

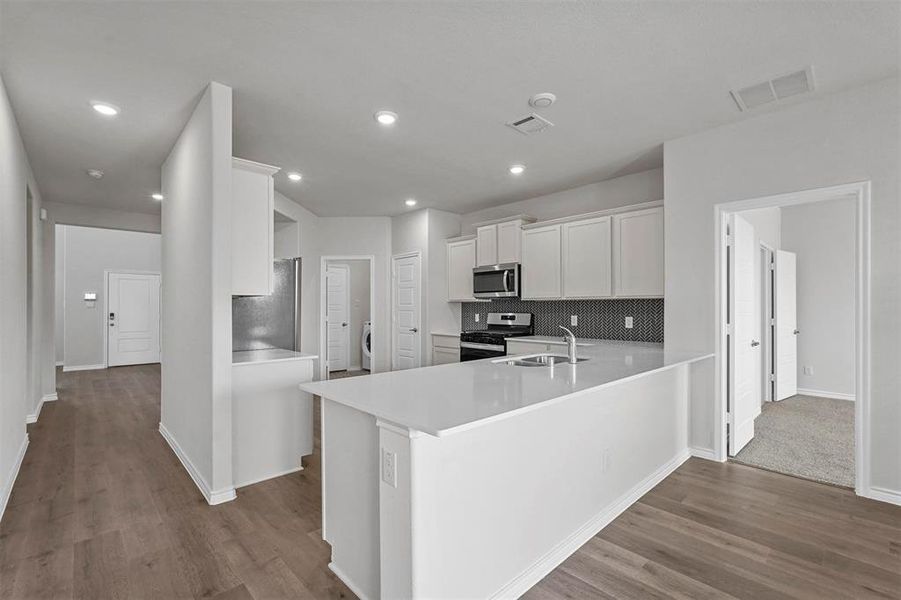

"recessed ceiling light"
[86,169,104,179]
[91,102,120,116]
[151,193,164,201]
[509,164,526,175]
[374,110,398,125]
[405,198,417,207]
[287,172,303,182]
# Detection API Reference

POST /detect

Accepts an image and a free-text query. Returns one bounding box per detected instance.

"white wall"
[427,209,462,339]
[739,207,781,250]
[0,73,48,519]
[781,198,856,398]
[56,225,161,369]
[160,82,234,502]
[664,78,900,495]
[45,200,160,233]
[460,168,663,233]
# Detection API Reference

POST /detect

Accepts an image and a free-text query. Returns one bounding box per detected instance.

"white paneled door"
[392,254,421,370]
[775,250,798,400]
[107,272,161,367]
[728,215,761,456]
[326,264,350,373]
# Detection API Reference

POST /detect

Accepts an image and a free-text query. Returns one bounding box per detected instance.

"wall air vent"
[730,66,815,112]
[506,112,554,135]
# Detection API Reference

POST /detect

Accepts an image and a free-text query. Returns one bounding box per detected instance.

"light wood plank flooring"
[2,365,899,599]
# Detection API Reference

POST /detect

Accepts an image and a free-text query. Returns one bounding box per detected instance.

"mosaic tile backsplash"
[461,298,664,343]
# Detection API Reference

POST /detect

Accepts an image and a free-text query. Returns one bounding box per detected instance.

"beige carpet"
[733,394,854,487]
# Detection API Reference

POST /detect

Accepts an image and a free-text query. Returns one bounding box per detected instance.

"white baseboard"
[62,363,106,372]
[234,465,304,489]
[797,388,855,401]
[0,435,29,524]
[42,393,58,402]
[158,423,236,505]
[328,562,372,600]
[690,446,720,461]
[25,396,45,424]
[863,486,901,507]
[490,448,692,599]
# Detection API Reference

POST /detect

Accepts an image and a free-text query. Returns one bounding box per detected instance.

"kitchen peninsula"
[302,342,713,599]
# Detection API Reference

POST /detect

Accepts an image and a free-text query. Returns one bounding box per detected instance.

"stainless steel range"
[459,313,534,361]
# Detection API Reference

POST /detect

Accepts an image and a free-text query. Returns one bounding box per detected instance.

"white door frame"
[391,251,422,371]
[103,269,162,368]
[319,255,375,380]
[714,181,870,497]
[760,242,776,404]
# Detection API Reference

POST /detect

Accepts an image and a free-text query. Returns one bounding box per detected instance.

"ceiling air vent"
[730,66,815,112]
[506,112,554,135]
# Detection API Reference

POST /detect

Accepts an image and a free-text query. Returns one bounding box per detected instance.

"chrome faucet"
[559,326,578,364]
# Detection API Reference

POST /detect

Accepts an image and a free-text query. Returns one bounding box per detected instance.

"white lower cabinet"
[521,224,562,299]
[432,334,461,365]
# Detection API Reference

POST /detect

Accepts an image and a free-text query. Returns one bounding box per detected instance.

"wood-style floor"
[0,365,353,599]
[2,365,899,599]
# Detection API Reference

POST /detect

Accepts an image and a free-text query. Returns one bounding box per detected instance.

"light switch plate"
[625,316,634,329]
[803,366,814,376]
[570,315,578,326]
[475,313,480,322]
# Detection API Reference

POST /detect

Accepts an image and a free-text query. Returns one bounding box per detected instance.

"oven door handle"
[460,341,505,352]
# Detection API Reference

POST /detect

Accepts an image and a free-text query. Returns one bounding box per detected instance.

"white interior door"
[392,254,421,370]
[326,264,350,372]
[775,250,798,400]
[107,272,161,367]
[728,215,761,456]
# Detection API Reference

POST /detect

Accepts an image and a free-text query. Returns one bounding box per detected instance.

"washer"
[361,321,372,371]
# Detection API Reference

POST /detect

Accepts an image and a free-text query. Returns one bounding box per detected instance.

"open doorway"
[320,256,374,380]
[716,182,869,492]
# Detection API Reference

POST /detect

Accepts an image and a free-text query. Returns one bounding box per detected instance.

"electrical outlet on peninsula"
[381,448,397,488]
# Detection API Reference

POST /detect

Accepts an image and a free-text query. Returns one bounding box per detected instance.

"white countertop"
[300,341,712,437]
[233,348,318,365]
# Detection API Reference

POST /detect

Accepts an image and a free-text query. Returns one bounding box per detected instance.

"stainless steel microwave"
[473,263,520,299]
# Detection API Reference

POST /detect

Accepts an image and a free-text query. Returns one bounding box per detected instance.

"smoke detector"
[730,66,816,111]
[86,169,104,179]
[506,113,554,135]
[529,92,556,108]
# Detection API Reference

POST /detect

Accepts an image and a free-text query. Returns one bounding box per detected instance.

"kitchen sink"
[501,354,589,367]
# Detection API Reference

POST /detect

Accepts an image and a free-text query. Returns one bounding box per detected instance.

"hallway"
[0,365,353,599]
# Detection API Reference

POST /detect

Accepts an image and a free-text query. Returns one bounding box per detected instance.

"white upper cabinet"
[446,237,477,302]
[474,218,531,266]
[612,206,664,297]
[496,220,522,264]
[562,216,612,298]
[521,224,562,299]
[232,157,279,296]
[476,224,498,266]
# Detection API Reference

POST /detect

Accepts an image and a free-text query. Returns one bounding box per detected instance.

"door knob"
[750,340,760,347]
[409,327,418,333]
[342,322,348,327]
[793,329,800,335]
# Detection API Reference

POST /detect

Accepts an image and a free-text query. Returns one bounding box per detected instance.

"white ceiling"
[1,1,898,217]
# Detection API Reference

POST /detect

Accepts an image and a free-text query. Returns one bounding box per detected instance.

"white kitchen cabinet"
[562,216,612,298]
[446,237,477,302]
[475,218,531,266]
[521,224,562,299]
[476,224,498,266]
[496,220,522,264]
[232,157,280,296]
[613,206,664,297]
[431,333,461,365]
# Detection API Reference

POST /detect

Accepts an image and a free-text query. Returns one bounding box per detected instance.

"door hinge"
[769,373,776,382]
